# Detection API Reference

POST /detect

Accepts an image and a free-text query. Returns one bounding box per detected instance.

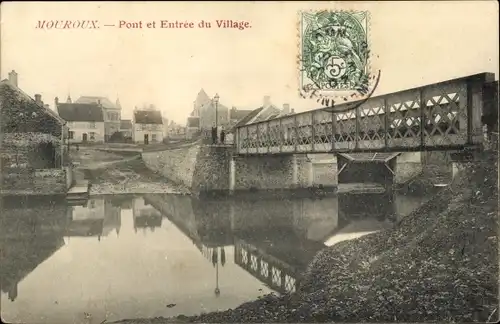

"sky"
[1,1,498,124]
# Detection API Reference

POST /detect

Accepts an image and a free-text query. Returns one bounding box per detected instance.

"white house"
[133,109,164,144]
[75,95,122,142]
[56,99,105,143]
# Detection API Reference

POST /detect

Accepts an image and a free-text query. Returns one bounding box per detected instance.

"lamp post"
[212,247,220,297]
[214,93,220,144]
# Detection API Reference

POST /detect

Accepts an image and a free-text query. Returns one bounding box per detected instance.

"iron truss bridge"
[234,73,497,155]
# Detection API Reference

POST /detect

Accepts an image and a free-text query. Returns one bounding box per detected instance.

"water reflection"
[1,191,431,323]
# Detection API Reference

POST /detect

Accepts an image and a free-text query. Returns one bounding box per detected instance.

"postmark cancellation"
[299,10,371,101]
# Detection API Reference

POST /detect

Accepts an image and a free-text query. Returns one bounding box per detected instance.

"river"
[1,191,431,324]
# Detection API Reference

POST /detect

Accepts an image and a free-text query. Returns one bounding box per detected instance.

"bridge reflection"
[0,190,423,304]
[234,238,299,294]
[142,190,403,295]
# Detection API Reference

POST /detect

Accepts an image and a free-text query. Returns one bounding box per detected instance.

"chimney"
[282,103,290,114]
[55,96,59,107]
[232,106,237,111]
[263,96,271,108]
[43,104,50,110]
[8,70,18,87]
[66,95,72,103]
[291,108,295,114]
[97,99,101,106]
[34,94,42,106]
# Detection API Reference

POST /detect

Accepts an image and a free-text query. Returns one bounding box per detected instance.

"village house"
[133,106,164,144]
[56,100,105,143]
[119,119,133,141]
[228,96,293,143]
[186,116,201,139]
[188,89,252,140]
[190,89,232,130]
[75,95,122,142]
[229,106,253,128]
[231,96,293,130]
[0,70,73,196]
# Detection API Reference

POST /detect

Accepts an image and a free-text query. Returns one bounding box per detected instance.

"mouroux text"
[36,20,100,29]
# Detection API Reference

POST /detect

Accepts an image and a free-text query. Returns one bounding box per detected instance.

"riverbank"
[114,154,498,323]
[70,147,190,195]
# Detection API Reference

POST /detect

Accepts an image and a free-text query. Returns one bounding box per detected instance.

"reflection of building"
[65,198,105,238]
[102,198,122,236]
[1,197,68,302]
[132,197,162,231]
[108,195,134,209]
[65,197,124,238]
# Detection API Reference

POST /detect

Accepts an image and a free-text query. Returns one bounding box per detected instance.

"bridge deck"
[235,73,496,155]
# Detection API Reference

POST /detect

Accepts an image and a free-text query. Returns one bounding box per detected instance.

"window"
[136,124,143,131]
[89,122,96,129]
[152,134,157,142]
[69,131,74,139]
[90,132,96,141]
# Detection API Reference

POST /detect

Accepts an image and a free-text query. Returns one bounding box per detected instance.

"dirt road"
[70,147,188,195]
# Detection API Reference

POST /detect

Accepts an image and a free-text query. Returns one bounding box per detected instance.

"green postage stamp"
[299,10,370,99]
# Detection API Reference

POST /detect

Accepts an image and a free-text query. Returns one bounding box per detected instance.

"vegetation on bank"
[115,152,498,323]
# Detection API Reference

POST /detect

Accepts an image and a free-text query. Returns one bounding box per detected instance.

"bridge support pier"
[229,156,236,194]
[292,155,298,187]
[307,160,314,187]
[229,154,331,196]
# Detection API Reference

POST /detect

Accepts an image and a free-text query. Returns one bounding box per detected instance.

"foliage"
[0,84,62,137]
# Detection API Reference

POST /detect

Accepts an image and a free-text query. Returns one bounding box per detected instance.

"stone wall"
[141,141,200,190]
[1,132,64,169]
[393,152,423,185]
[421,151,453,180]
[233,155,294,190]
[192,146,232,193]
[141,143,337,196]
[1,169,68,195]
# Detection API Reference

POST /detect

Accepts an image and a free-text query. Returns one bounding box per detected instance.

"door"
[144,134,149,145]
[82,133,88,142]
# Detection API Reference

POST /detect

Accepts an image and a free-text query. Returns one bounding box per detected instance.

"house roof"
[120,120,132,129]
[57,103,104,122]
[252,105,281,123]
[187,116,200,128]
[230,109,253,121]
[195,89,211,107]
[232,107,264,129]
[75,96,117,109]
[134,110,163,124]
[0,79,66,126]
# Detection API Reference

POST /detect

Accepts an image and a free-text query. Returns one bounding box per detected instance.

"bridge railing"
[235,73,495,154]
[234,238,299,294]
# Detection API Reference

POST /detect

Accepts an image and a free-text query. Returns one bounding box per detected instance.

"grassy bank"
[115,152,498,323]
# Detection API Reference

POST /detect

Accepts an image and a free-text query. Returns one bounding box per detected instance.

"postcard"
[1,1,498,324]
